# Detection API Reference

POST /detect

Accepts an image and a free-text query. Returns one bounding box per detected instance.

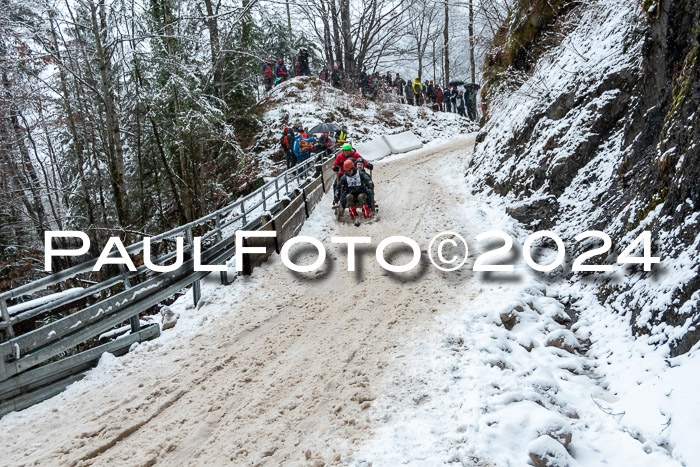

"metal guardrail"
[0,151,335,416]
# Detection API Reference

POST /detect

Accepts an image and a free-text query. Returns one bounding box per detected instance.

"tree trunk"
[48,11,96,232]
[432,40,436,81]
[443,0,449,86]
[286,0,293,60]
[163,0,194,223]
[202,0,224,100]
[330,0,343,70]
[340,0,355,78]
[469,0,476,83]
[89,0,129,227]
[322,12,333,67]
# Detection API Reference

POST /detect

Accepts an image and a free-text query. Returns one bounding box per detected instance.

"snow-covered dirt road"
[2,136,481,466]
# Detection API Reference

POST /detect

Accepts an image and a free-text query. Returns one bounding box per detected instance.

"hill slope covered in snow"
[471,0,700,355]
[243,77,478,178]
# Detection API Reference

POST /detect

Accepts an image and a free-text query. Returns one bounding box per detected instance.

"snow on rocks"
[528,434,572,467]
[545,329,580,354]
[160,305,178,331]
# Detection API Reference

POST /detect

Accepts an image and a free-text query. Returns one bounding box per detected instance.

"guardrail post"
[275,178,280,202]
[118,264,140,333]
[185,228,201,306]
[262,185,267,212]
[215,214,228,285]
[0,299,14,340]
[241,200,247,226]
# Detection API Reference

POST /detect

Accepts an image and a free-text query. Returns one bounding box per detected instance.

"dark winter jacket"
[298,51,309,74]
[404,82,414,100]
[281,129,293,150]
[359,71,369,89]
[394,77,405,95]
[331,69,341,87]
[336,169,374,199]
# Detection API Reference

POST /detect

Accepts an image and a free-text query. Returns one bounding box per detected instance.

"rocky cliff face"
[472,0,700,355]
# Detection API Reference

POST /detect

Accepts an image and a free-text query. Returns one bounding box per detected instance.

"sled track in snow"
[2,136,478,466]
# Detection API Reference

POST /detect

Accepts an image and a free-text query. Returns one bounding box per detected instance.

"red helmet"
[334,65,338,69]
[343,160,355,172]
[278,59,283,63]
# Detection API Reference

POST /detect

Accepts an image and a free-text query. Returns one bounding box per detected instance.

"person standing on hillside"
[319,65,330,82]
[370,71,381,99]
[450,85,458,112]
[456,91,466,117]
[262,59,274,91]
[405,80,414,105]
[464,85,474,120]
[276,59,288,84]
[444,87,452,112]
[297,48,310,76]
[426,80,435,105]
[436,85,444,111]
[359,67,370,97]
[394,73,406,102]
[280,127,295,168]
[331,65,341,88]
[412,77,422,106]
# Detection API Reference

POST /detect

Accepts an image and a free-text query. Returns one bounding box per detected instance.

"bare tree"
[443,0,450,85]
[407,0,441,80]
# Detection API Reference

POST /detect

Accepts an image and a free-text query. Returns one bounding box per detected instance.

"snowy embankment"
[351,149,697,466]
[250,76,478,174]
[471,0,699,355]
[379,0,700,465]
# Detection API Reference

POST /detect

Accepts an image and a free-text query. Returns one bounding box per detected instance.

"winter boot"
[361,204,371,218]
[348,206,359,219]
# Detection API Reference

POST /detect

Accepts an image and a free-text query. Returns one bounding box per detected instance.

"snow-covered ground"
[352,157,699,466]
[251,77,478,176]
[2,135,696,466]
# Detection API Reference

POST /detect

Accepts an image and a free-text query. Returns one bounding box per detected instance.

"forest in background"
[0,0,512,290]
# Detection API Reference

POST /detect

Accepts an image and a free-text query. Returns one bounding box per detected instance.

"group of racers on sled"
[331,143,377,226]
